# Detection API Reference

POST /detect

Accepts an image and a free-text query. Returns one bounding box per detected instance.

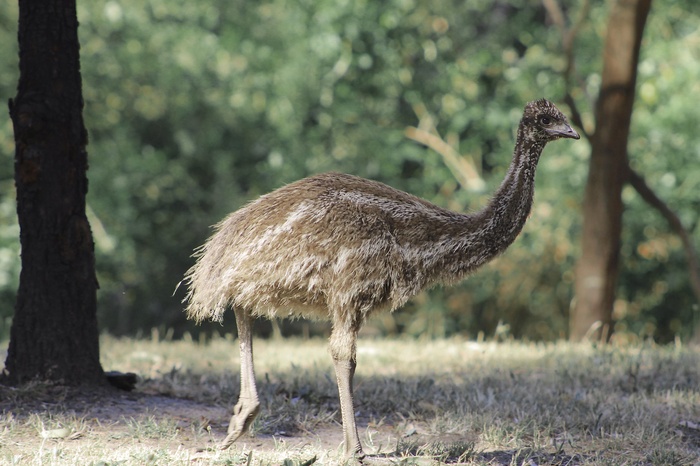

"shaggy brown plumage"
[183,99,579,457]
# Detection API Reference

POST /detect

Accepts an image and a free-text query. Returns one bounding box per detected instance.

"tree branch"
[405,103,485,192]
[404,126,485,192]
[563,93,588,140]
[627,168,700,308]
[542,0,593,141]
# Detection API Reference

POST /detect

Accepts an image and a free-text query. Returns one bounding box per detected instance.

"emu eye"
[538,115,552,125]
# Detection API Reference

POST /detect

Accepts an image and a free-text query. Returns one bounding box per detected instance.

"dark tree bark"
[3,0,104,384]
[570,0,652,341]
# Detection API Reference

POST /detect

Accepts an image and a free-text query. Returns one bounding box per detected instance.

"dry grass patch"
[1,335,699,465]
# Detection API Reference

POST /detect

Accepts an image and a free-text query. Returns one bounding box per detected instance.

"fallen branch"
[405,102,485,192]
[404,126,485,192]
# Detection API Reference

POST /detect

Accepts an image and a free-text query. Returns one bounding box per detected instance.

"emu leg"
[220,309,260,450]
[330,324,364,458]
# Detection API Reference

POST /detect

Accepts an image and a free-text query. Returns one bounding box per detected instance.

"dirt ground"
[5,338,697,464]
[0,384,414,464]
[0,384,589,465]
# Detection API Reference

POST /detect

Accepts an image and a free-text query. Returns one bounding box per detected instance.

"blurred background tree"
[569,0,653,342]
[0,0,698,343]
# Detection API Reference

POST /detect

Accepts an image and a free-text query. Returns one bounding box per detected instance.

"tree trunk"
[570,0,652,341]
[3,0,104,384]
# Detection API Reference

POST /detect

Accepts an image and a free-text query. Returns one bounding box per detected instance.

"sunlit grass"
[1,334,699,464]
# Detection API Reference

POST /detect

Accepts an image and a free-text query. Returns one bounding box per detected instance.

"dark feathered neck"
[450,123,545,274]
[483,125,543,234]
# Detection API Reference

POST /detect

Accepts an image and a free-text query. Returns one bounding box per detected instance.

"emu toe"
[219,401,260,450]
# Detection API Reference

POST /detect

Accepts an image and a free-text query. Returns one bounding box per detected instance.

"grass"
[1,333,699,465]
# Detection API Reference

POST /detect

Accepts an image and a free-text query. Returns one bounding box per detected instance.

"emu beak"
[551,122,580,140]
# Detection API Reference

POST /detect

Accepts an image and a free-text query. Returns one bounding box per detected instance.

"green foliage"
[617,3,700,341]
[0,0,698,341]
[0,2,19,342]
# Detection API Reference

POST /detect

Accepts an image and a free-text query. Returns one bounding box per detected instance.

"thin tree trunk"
[570,0,652,341]
[4,0,104,384]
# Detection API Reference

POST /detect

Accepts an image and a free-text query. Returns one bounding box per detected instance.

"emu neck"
[457,127,544,273]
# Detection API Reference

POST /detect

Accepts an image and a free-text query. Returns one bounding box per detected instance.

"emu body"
[184,99,579,457]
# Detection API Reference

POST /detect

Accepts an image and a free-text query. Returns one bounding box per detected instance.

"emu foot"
[219,400,260,450]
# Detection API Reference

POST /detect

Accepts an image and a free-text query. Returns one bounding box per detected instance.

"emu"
[183,99,579,458]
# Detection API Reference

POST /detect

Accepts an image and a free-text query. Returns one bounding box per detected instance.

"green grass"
[1,334,699,465]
